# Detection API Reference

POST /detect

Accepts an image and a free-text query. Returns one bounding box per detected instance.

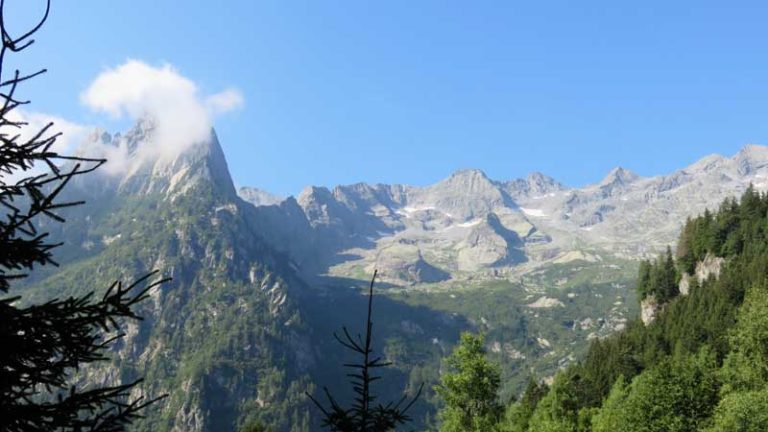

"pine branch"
[0,2,169,430]
[306,270,423,431]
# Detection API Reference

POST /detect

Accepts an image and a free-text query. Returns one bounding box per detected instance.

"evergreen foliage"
[525,372,581,432]
[434,332,503,432]
[240,419,274,432]
[719,282,768,393]
[705,389,768,432]
[635,246,678,303]
[498,187,768,431]
[307,270,423,431]
[591,349,719,432]
[500,379,548,432]
[0,1,168,430]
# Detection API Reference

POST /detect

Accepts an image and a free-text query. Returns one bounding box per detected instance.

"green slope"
[508,185,768,432]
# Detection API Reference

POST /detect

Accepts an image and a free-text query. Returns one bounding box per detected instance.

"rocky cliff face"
[238,187,284,207]
[641,296,660,326]
[679,253,726,296]
[241,145,768,287]
[643,253,726,325]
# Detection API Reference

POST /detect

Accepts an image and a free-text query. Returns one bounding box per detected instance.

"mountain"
[238,187,284,207]
[23,126,768,432]
[23,124,320,431]
[245,146,768,287]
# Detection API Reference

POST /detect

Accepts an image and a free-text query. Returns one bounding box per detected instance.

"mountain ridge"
[240,144,768,285]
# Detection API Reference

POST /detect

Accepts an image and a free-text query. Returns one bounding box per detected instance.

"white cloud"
[81,60,244,163]
[75,130,132,176]
[7,110,89,155]
[206,88,245,114]
[0,110,91,183]
[2,60,244,180]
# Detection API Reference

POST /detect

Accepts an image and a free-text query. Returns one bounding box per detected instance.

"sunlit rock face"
[679,253,725,296]
[243,145,768,286]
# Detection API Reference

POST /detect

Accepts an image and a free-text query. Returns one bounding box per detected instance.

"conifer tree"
[435,332,503,432]
[0,1,168,430]
[307,270,423,431]
[501,378,548,432]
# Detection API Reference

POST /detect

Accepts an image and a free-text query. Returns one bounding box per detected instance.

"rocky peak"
[733,144,768,175]
[502,172,564,199]
[238,187,284,207]
[157,129,236,198]
[296,186,348,226]
[420,169,512,221]
[124,117,156,150]
[87,129,114,146]
[600,166,639,188]
[593,166,640,198]
[109,122,238,201]
[443,169,494,189]
[685,154,727,174]
[332,183,400,212]
[297,186,334,207]
[430,169,501,197]
[526,172,565,195]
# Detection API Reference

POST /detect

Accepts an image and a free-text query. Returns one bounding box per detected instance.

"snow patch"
[102,234,122,245]
[396,206,437,217]
[456,219,482,228]
[521,207,546,217]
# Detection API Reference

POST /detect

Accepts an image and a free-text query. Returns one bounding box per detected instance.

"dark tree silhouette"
[0,1,168,430]
[307,270,423,431]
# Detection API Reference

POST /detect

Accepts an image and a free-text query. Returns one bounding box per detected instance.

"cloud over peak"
[81,60,244,164]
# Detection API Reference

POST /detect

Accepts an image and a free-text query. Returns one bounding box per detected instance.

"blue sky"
[7,1,768,195]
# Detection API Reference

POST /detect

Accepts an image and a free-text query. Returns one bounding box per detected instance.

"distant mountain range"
[240,144,768,286]
[23,121,768,431]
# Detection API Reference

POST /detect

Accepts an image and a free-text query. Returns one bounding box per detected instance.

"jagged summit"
[448,168,490,180]
[599,166,639,187]
[736,143,768,157]
[297,185,333,204]
[433,169,499,194]
[733,144,768,175]
[685,153,727,173]
[238,187,284,207]
[502,172,564,199]
[82,120,237,200]
[526,172,565,194]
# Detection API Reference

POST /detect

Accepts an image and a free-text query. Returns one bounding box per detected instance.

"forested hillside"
[500,185,768,431]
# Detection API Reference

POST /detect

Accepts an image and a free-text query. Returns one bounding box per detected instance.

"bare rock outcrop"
[679,253,725,296]
[641,295,660,325]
